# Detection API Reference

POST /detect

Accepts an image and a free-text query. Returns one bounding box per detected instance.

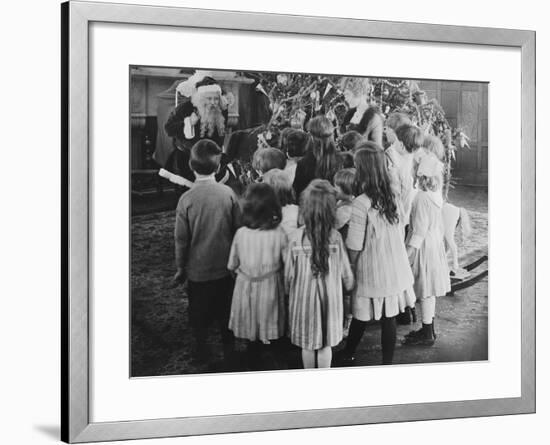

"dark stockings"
[381,316,396,365]
[344,316,396,365]
[344,318,368,356]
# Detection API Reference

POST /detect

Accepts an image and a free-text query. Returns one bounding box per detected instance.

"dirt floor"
[130,185,488,377]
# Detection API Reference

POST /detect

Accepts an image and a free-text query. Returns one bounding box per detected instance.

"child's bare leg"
[420,297,436,341]
[420,297,436,324]
[301,349,316,369]
[444,233,459,271]
[442,203,464,273]
[317,346,332,368]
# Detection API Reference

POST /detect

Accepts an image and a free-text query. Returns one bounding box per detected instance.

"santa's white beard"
[198,105,225,138]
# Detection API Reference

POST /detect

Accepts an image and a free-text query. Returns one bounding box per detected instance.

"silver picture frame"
[62,1,535,442]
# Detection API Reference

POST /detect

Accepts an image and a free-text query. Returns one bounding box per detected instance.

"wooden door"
[419,80,488,185]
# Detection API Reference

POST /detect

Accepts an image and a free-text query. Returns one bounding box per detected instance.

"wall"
[420,80,489,185]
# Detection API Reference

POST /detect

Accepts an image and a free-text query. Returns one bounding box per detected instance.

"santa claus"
[162,75,233,194]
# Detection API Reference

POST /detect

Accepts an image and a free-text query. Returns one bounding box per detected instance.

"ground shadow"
[34,424,59,440]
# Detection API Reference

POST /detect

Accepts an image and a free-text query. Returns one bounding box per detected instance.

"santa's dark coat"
[164,100,227,150]
[163,101,237,195]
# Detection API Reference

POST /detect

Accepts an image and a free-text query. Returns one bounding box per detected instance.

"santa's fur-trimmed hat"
[194,76,222,95]
[176,71,222,97]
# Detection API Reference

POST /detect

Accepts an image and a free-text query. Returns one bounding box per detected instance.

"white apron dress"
[346,194,416,321]
[406,190,451,298]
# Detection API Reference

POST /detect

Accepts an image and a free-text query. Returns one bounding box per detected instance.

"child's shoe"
[404,327,423,339]
[396,307,413,325]
[450,267,471,280]
[401,323,435,346]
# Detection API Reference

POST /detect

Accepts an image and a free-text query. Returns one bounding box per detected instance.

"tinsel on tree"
[369,78,470,199]
[242,72,348,137]
[238,72,470,197]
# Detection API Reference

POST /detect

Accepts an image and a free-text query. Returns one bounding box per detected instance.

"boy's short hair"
[334,168,357,196]
[340,130,364,152]
[189,139,222,175]
[262,168,296,206]
[385,112,412,131]
[252,147,287,174]
[280,128,310,158]
[395,124,424,153]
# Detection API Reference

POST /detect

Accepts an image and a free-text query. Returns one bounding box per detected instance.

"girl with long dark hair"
[292,116,342,198]
[339,142,416,365]
[284,180,354,368]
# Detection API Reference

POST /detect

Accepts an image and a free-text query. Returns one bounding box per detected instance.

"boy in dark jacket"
[174,139,241,363]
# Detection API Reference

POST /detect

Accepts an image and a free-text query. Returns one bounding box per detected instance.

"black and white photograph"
[2,0,545,443]
[130,66,489,376]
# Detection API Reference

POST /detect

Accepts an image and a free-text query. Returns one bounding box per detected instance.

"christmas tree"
[369,78,470,199]
[238,72,469,197]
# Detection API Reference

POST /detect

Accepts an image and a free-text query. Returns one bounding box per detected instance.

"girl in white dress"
[403,154,451,346]
[340,142,416,365]
[417,135,472,279]
[227,183,288,366]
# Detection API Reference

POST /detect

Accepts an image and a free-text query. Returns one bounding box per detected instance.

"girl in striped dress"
[339,142,416,365]
[227,183,288,365]
[285,180,354,369]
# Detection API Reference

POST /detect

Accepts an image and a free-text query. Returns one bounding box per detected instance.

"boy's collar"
[194,172,216,182]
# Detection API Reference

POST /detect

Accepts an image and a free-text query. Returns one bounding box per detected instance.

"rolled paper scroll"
[158,168,231,188]
[158,168,194,189]
[219,169,230,185]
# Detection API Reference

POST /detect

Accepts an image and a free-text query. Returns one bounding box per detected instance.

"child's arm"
[227,231,240,273]
[280,230,289,266]
[338,234,354,292]
[174,200,190,282]
[283,239,295,295]
[231,193,243,232]
[345,196,368,254]
[407,194,429,250]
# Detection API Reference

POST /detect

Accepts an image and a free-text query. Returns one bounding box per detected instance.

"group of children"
[174,112,457,370]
